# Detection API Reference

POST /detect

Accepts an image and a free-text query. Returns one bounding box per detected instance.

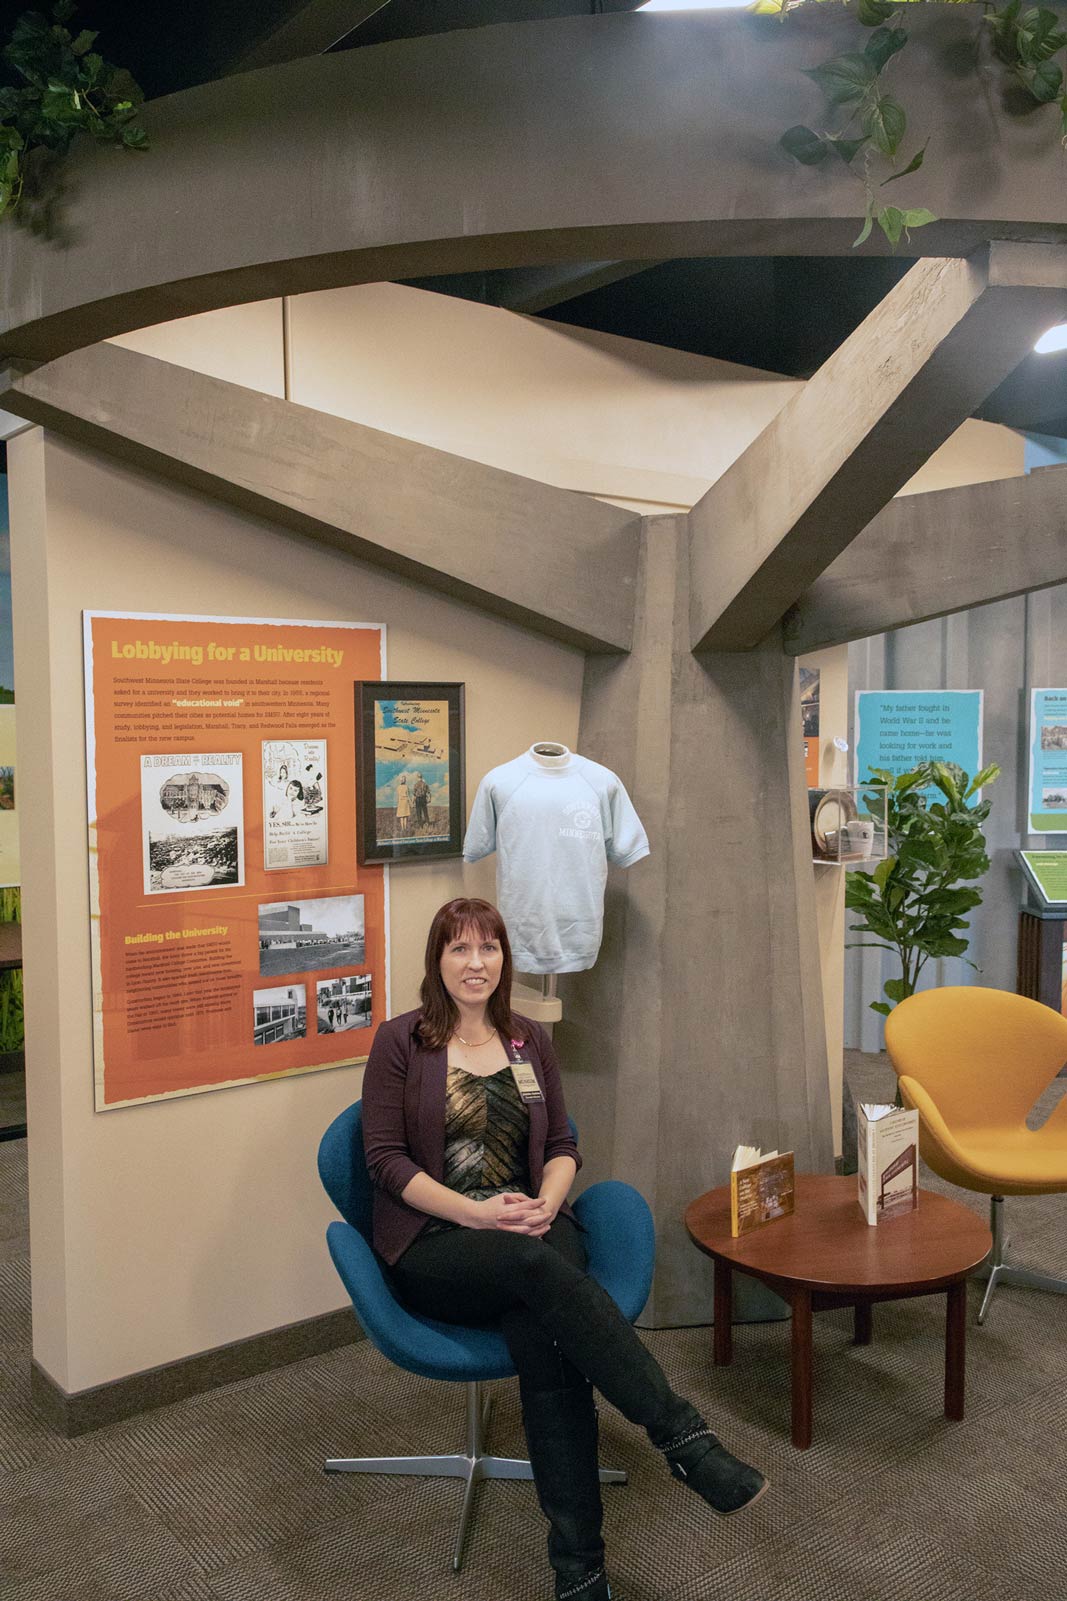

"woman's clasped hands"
[469,1192,556,1236]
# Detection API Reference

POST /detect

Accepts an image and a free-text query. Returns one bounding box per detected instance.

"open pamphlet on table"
[857,1103,919,1225]
[730,1145,795,1237]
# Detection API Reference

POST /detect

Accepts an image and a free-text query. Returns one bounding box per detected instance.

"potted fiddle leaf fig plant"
[845,759,1001,1017]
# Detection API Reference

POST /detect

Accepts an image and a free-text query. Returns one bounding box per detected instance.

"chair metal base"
[325,1379,627,1572]
[975,1196,1067,1325]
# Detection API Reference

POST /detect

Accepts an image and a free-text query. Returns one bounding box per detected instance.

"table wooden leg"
[945,1279,966,1421]
[853,1301,872,1345]
[790,1287,813,1450]
[713,1261,733,1366]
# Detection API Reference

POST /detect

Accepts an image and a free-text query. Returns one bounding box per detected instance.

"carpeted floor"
[3,1059,1067,1601]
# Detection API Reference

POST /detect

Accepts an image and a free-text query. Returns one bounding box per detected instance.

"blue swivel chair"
[318,1101,656,1571]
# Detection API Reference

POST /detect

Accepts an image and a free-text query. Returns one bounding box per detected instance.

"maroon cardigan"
[361,1008,582,1265]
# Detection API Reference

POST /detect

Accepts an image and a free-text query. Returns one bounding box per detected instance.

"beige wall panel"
[11,432,581,1392]
[8,431,70,1384]
[897,418,1025,496]
[287,283,800,503]
[111,300,286,399]
[108,291,1021,524]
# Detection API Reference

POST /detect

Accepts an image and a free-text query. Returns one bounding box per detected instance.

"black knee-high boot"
[532,1272,767,1518]
[520,1378,611,1601]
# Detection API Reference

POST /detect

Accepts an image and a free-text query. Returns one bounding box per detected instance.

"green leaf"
[106,67,144,106]
[830,134,869,165]
[805,53,878,107]
[964,763,1001,797]
[864,94,906,157]
[881,138,928,185]
[71,29,97,56]
[121,124,148,150]
[873,856,897,891]
[853,210,875,248]
[929,761,961,804]
[1020,58,1064,102]
[1016,7,1067,63]
[883,977,912,1002]
[858,0,897,24]
[870,1001,893,1017]
[988,0,1023,62]
[52,0,76,22]
[878,204,906,245]
[865,26,908,73]
[780,125,829,166]
[899,207,938,234]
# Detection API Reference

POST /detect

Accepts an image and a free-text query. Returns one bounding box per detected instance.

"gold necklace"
[454,1028,496,1048]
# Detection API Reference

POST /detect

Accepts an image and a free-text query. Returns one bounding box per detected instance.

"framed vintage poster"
[84,610,387,1111]
[355,680,465,865]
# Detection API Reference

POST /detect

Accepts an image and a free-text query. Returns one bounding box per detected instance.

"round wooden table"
[684,1174,992,1449]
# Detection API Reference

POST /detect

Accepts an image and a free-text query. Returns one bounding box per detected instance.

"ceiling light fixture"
[1034,323,1067,355]
[637,1,750,11]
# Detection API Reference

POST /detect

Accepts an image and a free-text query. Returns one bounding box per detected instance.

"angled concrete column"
[557,516,834,1327]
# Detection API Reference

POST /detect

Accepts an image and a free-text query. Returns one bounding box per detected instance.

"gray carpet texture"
[3,1057,1067,1601]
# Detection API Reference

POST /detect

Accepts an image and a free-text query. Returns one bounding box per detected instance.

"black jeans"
[390,1215,694,1438]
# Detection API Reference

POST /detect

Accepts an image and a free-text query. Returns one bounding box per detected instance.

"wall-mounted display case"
[808,785,889,868]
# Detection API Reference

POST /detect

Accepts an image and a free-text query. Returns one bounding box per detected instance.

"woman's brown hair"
[417,898,517,1049]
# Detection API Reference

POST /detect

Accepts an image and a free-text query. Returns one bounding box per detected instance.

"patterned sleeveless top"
[423,1062,532,1234]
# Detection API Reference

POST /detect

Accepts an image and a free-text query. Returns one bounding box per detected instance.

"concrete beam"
[563,517,833,1325]
[689,244,1067,654]
[784,464,1067,655]
[2,11,1066,365]
[0,344,639,654]
[228,1,393,72]
[494,261,659,316]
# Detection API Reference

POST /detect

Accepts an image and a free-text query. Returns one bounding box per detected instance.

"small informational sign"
[854,691,983,792]
[800,666,820,788]
[1027,689,1067,834]
[1017,850,1067,907]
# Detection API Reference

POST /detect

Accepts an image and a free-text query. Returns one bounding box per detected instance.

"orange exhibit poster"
[84,611,386,1111]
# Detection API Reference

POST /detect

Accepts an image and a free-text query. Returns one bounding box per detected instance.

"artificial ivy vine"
[776,0,1067,247]
[0,1,148,221]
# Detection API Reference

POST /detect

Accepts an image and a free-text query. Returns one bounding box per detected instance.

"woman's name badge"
[509,1060,544,1104]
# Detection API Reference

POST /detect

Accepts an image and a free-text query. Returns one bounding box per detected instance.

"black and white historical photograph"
[141,751,244,894]
[158,768,230,823]
[252,984,307,1046]
[258,893,365,977]
[316,973,372,1033]
[147,828,241,893]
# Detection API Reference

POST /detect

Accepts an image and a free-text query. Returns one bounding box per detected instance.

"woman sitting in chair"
[362,897,767,1601]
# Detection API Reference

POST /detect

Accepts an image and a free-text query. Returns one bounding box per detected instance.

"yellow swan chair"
[885,986,1067,1325]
